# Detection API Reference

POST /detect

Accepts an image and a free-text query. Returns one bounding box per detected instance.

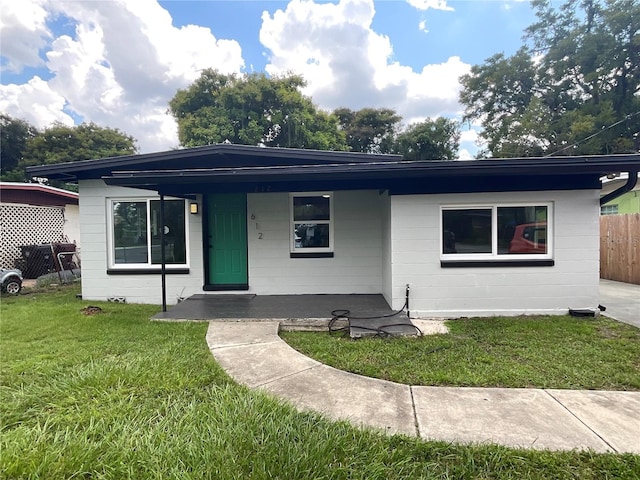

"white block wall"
[63,204,80,245]
[246,190,383,294]
[77,180,601,316]
[77,183,384,303]
[78,180,204,305]
[380,191,393,306]
[388,189,601,317]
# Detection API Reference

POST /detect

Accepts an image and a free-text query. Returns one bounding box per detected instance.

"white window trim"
[440,202,553,261]
[289,192,334,253]
[107,197,190,269]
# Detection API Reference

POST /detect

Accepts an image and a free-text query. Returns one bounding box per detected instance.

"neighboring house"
[27,145,640,318]
[600,173,640,214]
[0,182,80,269]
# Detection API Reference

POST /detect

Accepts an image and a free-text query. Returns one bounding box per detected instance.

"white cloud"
[0,0,245,153]
[0,76,73,128]
[261,0,470,123]
[418,19,428,33]
[458,148,473,160]
[1,0,474,156]
[0,0,51,72]
[460,128,478,143]
[407,0,454,12]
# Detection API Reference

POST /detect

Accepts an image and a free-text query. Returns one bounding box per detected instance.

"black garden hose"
[328,285,422,337]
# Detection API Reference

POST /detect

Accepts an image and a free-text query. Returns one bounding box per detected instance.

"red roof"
[0,182,79,206]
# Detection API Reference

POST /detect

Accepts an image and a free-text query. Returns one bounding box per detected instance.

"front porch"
[153,293,419,337]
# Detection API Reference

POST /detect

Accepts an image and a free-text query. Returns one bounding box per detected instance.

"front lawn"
[1,286,638,479]
[281,316,640,390]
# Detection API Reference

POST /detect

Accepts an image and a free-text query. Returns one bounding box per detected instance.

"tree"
[169,69,348,151]
[0,114,38,178]
[460,0,640,157]
[5,121,137,184]
[394,118,461,161]
[333,107,401,154]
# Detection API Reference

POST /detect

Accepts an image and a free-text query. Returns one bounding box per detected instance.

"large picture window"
[109,198,188,268]
[441,204,551,261]
[290,193,333,253]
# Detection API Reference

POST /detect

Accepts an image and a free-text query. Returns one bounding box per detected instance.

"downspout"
[600,171,639,206]
[160,193,167,312]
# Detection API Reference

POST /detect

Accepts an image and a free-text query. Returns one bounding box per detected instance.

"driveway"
[599,279,640,328]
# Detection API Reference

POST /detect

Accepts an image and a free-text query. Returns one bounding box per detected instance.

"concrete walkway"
[600,279,640,328]
[206,321,640,454]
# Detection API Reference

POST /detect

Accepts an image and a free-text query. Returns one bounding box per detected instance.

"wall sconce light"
[190,202,199,215]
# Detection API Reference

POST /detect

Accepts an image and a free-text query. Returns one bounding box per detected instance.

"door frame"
[203,193,249,291]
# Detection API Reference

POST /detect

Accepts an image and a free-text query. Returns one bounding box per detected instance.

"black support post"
[160,193,167,312]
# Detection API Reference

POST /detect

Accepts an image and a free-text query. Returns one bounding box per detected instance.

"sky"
[0,0,538,158]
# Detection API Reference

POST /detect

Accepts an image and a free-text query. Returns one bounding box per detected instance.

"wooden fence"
[600,213,640,285]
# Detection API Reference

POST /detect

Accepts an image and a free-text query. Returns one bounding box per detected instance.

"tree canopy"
[334,107,401,154]
[1,114,38,177]
[394,118,461,161]
[460,0,640,158]
[170,69,460,160]
[0,117,137,185]
[169,70,348,151]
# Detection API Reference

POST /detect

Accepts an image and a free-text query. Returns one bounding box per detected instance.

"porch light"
[190,202,199,214]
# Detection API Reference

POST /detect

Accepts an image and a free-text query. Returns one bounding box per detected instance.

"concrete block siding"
[389,190,600,317]
[247,190,383,295]
[78,180,204,305]
[78,179,600,317]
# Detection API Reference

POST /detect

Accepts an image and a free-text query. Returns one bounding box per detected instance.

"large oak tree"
[169,70,348,151]
[394,118,461,161]
[460,0,640,158]
[1,118,137,186]
[333,107,401,154]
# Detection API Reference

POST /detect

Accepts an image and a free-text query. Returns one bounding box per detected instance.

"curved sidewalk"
[206,321,640,453]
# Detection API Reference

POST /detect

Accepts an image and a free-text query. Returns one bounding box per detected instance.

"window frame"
[107,197,190,271]
[440,202,553,263]
[600,204,618,215]
[289,192,334,254]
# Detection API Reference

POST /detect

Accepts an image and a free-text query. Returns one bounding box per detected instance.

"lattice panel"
[0,204,66,269]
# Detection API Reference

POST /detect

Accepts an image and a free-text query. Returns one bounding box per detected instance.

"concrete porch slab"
[260,364,416,437]
[547,389,640,454]
[412,386,611,452]
[155,293,394,321]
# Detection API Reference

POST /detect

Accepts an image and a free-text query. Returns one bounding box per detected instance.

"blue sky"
[0,0,538,156]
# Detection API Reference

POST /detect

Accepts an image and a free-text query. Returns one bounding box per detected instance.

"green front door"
[206,193,248,288]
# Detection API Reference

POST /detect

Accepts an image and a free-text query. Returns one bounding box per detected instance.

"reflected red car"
[508,223,547,254]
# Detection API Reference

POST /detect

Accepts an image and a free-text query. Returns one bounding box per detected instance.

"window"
[600,204,618,215]
[290,193,333,254]
[441,204,551,261]
[109,198,188,268]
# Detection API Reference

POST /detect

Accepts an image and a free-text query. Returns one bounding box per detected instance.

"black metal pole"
[160,193,167,312]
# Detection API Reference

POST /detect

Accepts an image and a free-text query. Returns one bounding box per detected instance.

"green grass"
[281,316,640,390]
[2,287,639,479]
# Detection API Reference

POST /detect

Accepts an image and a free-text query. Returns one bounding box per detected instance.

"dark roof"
[26,143,401,181]
[26,143,640,196]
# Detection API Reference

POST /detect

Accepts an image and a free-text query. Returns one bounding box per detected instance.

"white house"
[28,145,640,318]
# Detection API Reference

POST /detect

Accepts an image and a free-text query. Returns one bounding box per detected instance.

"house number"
[258,233,263,239]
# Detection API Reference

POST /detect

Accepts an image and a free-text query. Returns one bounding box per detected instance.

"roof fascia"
[0,181,79,200]
[26,144,402,179]
[102,154,640,186]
